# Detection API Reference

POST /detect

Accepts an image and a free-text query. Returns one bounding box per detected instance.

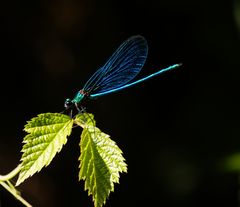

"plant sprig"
[0,112,127,207]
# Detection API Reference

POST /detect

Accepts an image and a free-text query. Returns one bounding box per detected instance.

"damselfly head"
[64,98,74,109]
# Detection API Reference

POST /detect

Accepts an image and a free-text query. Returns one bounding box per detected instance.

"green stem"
[0,164,22,181]
[0,181,32,207]
[0,164,32,207]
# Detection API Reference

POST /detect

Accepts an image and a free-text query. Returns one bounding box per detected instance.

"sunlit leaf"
[76,113,127,207]
[16,113,73,186]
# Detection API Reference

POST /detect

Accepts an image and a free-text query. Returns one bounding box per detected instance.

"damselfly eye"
[64,98,73,108]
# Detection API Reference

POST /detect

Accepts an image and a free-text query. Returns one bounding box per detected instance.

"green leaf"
[76,113,127,207]
[75,113,95,127]
[16,113,73,186]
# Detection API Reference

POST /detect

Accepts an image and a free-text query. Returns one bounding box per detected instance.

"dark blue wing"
[83,35,148,96]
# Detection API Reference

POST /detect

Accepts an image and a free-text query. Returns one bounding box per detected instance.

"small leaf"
[76,113,127,207]
[16,113,73,186]
[75,113,95,127]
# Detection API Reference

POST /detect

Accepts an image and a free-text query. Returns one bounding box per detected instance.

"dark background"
[1,0,240,206]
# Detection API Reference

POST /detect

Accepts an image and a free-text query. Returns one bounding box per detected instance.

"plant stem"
[0,164,32,206]
[0,164,22,181]
[0,181,32,207]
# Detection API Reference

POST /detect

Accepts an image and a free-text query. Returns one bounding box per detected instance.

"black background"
[1,0,240,206]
